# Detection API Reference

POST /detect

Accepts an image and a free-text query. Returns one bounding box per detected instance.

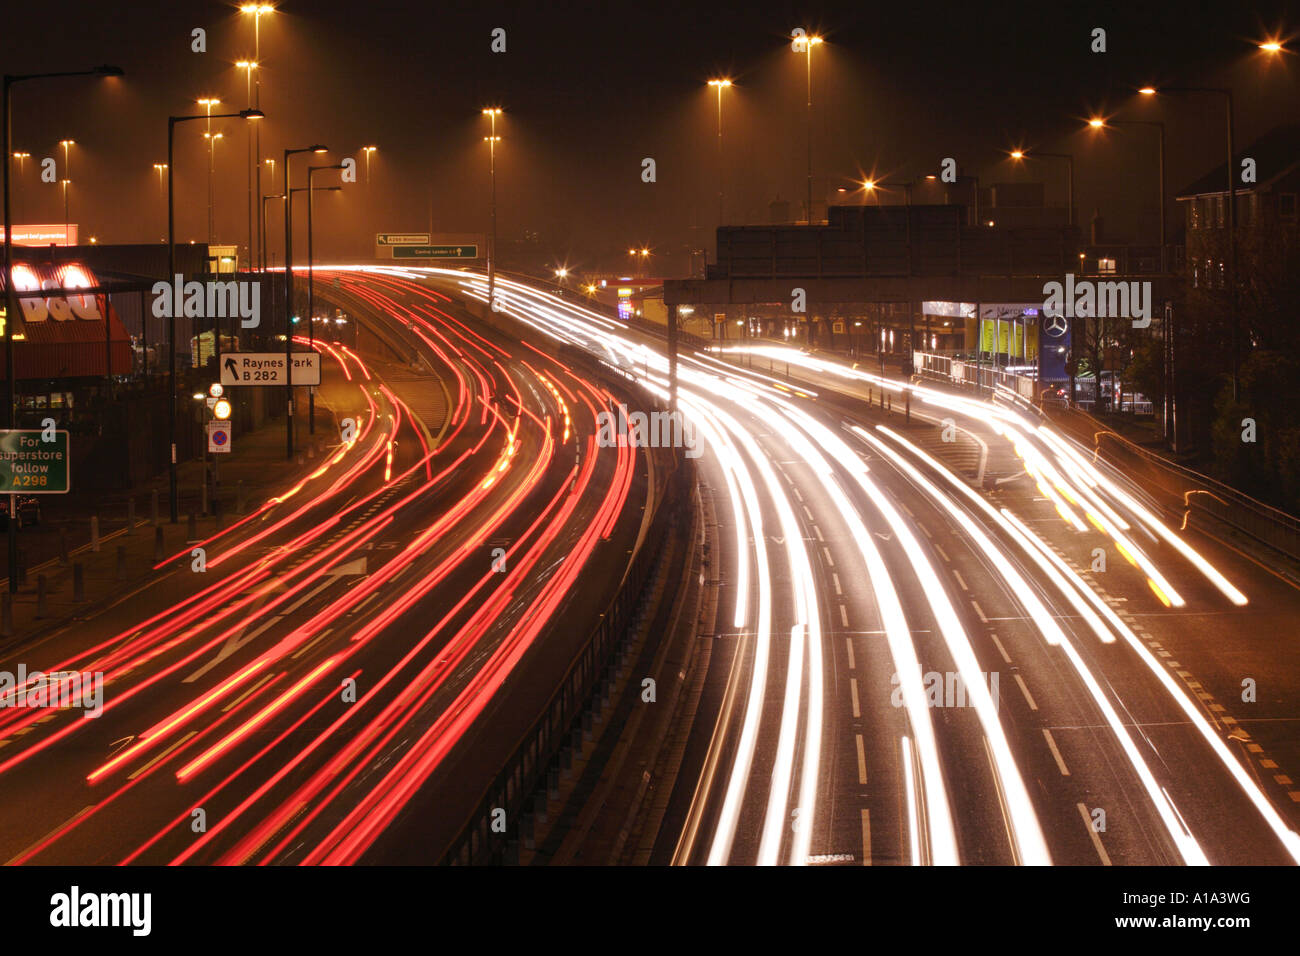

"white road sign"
[220,352,321,387]
[207,421,232,454]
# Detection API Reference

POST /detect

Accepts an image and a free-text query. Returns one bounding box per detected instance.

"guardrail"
[437,368,695,865]
[913,351,1038,402]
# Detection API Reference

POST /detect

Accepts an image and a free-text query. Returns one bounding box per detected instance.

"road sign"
[207,421,232,454]
[0,430,70,494]
[375,233,430,246]
[393,244,479,259]
[220,352,321,387]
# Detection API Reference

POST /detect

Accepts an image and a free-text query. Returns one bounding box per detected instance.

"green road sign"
[392,244,479,259]
[0,430,70,494]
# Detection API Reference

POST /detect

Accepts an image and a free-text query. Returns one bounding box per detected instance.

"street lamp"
[60,179,70,238]
[1009,147,1074,226]
[237,61,258,270]
[1087,116,1166,271]
[306,164,344,434]
[362,145,377,184]
[58,140,74,234]
[3,65,121,592]
[166,106,263,522]
[240,4,273,274]
[791,31,823,224]
[283,144,328,460]
[152,163,167,239]
[482,108,502,310]
[707,78,731,227]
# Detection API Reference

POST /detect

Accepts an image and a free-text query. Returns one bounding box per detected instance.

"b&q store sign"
[0,261,132,379]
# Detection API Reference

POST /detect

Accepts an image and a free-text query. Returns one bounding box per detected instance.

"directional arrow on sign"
[224,356,238,379]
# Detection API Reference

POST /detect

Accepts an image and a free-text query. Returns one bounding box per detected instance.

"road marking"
[839,604,849,628]
[831,572,842,595]
[861,809,872,866]
[221,672,277,713]
[970,600,989,623]
[855,734,868,784]
[792,487,804,502]
[7,804,95,865]
[1043,729,1070,775]
[918,524,933,539]
[989,633,1012,664]
[291,627,335,660]
[814,526,824,542]
[934,543,950,562]
[845,639,855,670]
[1077,802,1112,865]
[128,731,198,780]
[822,546,834,566]
[1013,674,1038,711]
[802,505,814,522]
[952,569,969,592]
[850,678,861,718]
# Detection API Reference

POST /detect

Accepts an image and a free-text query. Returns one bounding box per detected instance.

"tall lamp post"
[306,164,344,435]
[283,145,328,460]
[1088,117,1166,272]
[198,98,220,248]
[261,158,276,271]
[1140,84,1237,398]
[168,107,263,523]
[237,60,257,271]
[240,4,273,276]
[792,31,823,224]
[4,64,122,593]
[707,79,731,227]
[482,108,502,310]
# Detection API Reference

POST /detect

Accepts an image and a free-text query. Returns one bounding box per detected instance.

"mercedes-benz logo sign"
[1043,313,1068,337]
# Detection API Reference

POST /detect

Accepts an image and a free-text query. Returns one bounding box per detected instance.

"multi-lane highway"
[0,268,650,864]
[401,266,1300,867]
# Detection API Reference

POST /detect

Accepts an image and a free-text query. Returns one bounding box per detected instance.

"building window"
[1189,201,1200,231]
[1281,193,1298,221]
[1098,257,1117,273]
[1215,196,1225,228]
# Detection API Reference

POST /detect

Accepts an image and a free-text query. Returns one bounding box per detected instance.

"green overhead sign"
[0,430,70,493]
[393,244,479,259]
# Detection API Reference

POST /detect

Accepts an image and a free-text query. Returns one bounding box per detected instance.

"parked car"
[0,495,41,530]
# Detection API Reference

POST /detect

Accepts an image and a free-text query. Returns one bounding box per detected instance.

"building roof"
[1176,123,1300,199]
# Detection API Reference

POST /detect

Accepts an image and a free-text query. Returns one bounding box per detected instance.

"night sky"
[6,0,1299,273]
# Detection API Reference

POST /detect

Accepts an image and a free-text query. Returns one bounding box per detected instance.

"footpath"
[0,408,337,649]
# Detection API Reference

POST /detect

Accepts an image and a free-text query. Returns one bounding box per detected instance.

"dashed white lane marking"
[850,678,861,718]
[1013,674,1039,711]
[793,487,804,502]
[951,569,969,592]
[970,600,989,623]
[802,505,815,522]
[839,604,849,628]
[814,526,824,542]
[861,810,872,866]
[831,572,843,595]
[918,524,933,539]
[855,734,868,784]
[1043,728,1070,776]
[845,639,856,670]
[934,543,950,562]
[989,633,1013,664]
[1077,802,1112,865]
[822,546,834,566]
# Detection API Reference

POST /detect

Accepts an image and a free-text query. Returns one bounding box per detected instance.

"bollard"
[151,489,160,526]
[36,575,47,618]
[187,512,198,541]
[1,593,10,637]
[127,497,136,535]
[58,526,69,566]
[115,545,127,580]
[90,515,100,553]
[73,563,85,603]
[154,526,165,563]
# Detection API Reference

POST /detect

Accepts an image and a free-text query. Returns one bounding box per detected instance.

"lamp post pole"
[283,145,327,460]
[306,165,344,436]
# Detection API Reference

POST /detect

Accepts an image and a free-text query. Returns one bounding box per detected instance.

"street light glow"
[1138,86,1157,95]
